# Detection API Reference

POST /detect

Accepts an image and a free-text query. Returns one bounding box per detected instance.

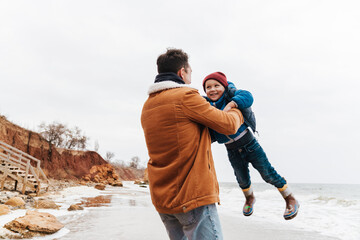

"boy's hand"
[223,101,238,112]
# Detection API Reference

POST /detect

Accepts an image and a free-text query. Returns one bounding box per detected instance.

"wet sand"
[1,181,340,240]
[58,198,339,240]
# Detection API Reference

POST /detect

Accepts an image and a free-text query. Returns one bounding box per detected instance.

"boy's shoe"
[284,200,300,220]
[243,197,256,216]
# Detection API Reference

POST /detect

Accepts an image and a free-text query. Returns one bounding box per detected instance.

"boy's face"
[205,79,225,101]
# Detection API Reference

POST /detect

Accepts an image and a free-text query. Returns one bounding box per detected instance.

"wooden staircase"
[0,140,50,194]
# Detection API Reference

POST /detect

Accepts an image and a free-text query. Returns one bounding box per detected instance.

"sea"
[219,182,360,240]
[1,182,359,240]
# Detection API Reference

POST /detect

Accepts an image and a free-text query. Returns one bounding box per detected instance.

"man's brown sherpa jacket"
[141,81,243,214]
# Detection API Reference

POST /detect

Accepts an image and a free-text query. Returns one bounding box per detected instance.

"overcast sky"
[1,0,359,184]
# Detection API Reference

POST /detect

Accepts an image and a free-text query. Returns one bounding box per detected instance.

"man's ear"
[177,68,184,79]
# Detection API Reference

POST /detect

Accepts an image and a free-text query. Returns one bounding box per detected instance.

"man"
[141,48,244,240]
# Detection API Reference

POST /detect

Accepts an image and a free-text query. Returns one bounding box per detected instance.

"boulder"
[107,178,115,185]
[4,210,64,238]
[134,180,148,185]
[143,168,149,184]
[79,180,88,185]
[83,164,121,185]
[83,176,91,181]
[111,180,123,187]
[134,180,144,185]
[28,193,37,198]
[95,184,106,190]
[0,204,10,215]
[68,204,84,211]
[5,197,25,207]
[34,200,60,209]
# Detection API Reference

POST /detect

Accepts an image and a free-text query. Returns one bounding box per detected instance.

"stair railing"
[0,140,50,192]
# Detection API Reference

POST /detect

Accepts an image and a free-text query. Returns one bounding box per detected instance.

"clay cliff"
[0,116,143,181]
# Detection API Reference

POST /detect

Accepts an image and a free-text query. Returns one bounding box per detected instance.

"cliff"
[0,116,142,181]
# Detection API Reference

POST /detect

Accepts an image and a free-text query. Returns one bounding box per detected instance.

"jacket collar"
[148,81,195,95]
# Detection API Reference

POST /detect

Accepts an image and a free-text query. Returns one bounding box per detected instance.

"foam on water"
[219,182,360,240]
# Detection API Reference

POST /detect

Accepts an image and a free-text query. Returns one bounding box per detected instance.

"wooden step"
[18,174,35,179]
[18,173,35,179]
[1,140,50,195]
[28,179,38,183]
[10,169,25,174]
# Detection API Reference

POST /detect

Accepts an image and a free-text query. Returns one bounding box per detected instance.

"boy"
[203,71,299,220]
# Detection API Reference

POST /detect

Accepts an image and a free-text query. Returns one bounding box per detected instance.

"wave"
[219,183,360,240]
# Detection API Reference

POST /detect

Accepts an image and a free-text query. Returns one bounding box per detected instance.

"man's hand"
[223,101,238,112]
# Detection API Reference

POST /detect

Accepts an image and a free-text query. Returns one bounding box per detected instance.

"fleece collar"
[148,81,196,95]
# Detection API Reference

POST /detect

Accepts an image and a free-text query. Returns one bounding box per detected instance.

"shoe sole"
[243,211,253,217]
[243,200,255,217]
[284,202,300,220]
[284,211,298,220]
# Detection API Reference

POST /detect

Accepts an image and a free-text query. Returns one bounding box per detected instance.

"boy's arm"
[227,81,254,109]
[181,90,243,135]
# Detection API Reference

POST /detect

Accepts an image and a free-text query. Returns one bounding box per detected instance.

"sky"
[1,0,359,184]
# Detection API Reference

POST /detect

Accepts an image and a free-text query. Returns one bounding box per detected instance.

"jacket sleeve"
[227,81,254,109]
[232,90,253,109]
[181,89,244,135]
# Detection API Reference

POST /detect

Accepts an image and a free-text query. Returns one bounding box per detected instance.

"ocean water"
[219,182,360,240]
[2,182,359,240]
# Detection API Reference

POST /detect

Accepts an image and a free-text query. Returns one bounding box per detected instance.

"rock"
[79,180,88,185]
[68,204,84,211]
[4,210,64,238]
[0,228,22,239]
[143,168,149,183]
[107,178,115,185]
[0,204,10,215]
[134,180,148,185]
[111,180,123,187]
[83,164,121,185]
[0,195,8,204]
[5,197,25,207]
[83,176,91,181]
[34,200,60,209]
[95,184,105,190]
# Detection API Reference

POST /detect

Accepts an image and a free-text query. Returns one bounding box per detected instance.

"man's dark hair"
[157,48,189,74]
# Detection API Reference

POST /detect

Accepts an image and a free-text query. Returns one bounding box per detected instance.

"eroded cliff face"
[0,116,142,181]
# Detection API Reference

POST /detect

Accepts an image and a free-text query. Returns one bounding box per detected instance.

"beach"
[1,181,359,239]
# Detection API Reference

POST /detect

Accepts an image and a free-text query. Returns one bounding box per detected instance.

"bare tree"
[94,140,99,152]
[105,151,115,161]
[39,122,88,150]
[39,122,67,147]
[130,156,140,168]
[64,126,88,150]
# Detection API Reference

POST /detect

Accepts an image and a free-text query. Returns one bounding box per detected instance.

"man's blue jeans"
[227,138,286,189]
[159,204,223,240]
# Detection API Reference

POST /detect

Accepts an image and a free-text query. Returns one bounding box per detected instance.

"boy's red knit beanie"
[202,72,228,91]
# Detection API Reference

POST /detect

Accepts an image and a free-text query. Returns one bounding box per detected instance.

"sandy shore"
[56,182,339,240]
[1,181,340,240]
[58,205,339,240]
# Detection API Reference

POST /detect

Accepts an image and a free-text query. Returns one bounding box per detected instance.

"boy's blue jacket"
[204,81,253,144]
